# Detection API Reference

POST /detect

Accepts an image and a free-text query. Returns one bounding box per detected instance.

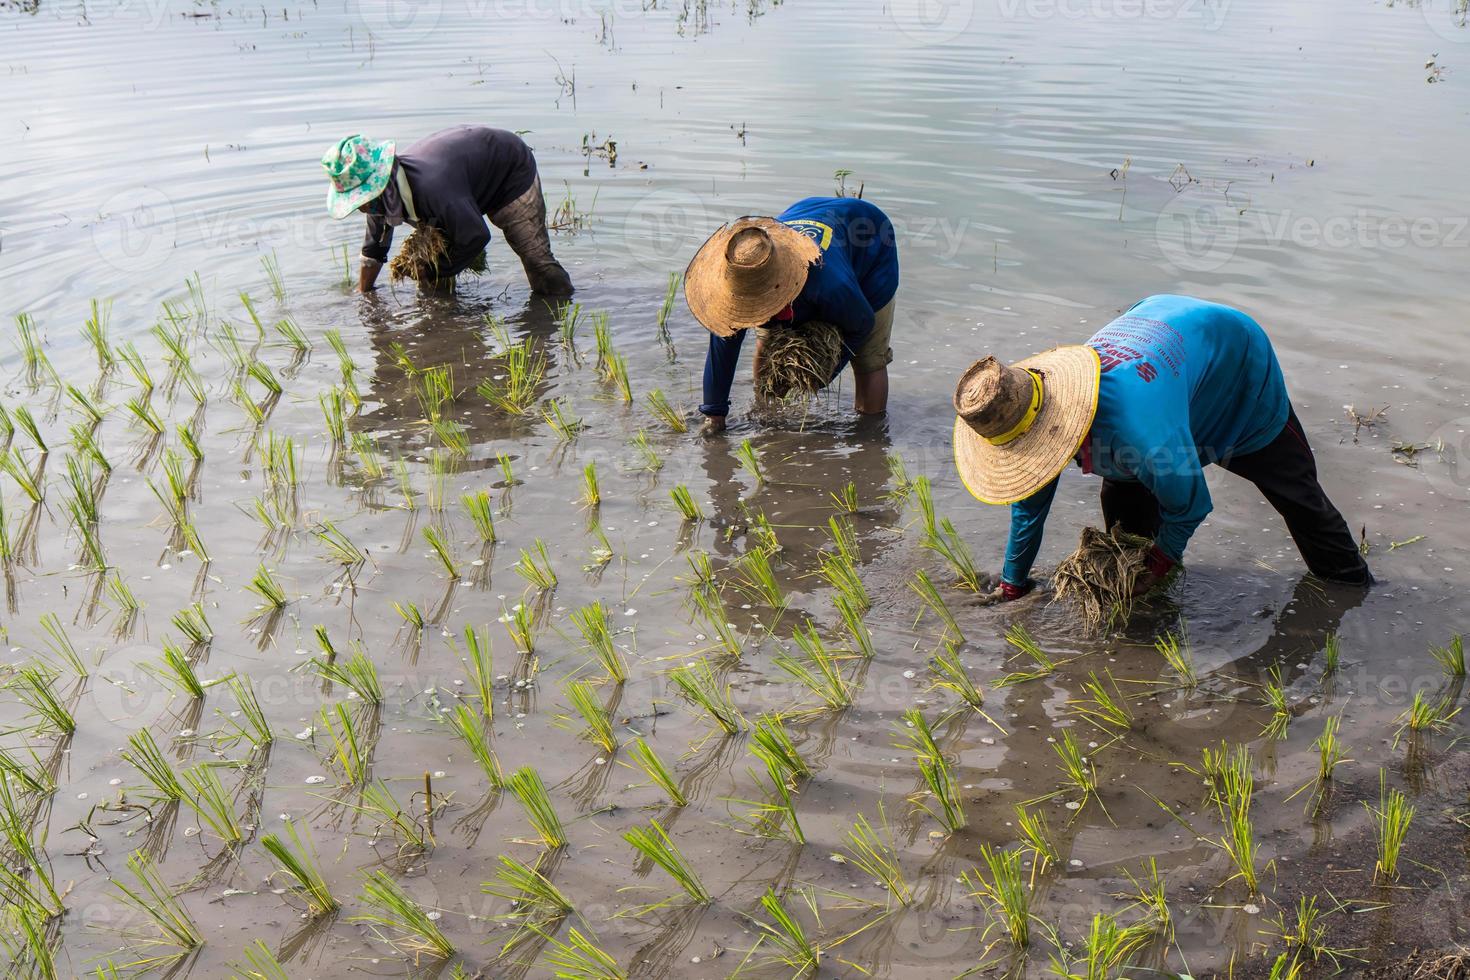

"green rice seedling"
[354,869,455,960]
[1214,760,1262,895]
[542,398,583,442]
[749,889,819,976]
[836,594,874,659]
[0,778,63,918]
[911,569,962,640]
[751,713,810,781]
[223,675,272,749]
[913,478,986,591]
[582,461,601,508]
[0,499,12,566]
[461,490,497,543]
[1322,631,1341,675]
[733,750,807,844]
[479,336,547,415]
[735,438,765,485]
[315,521,365,568]
[325,327,355,376]
[61,454,101,522]
[1047,913,1151,980]
[15,312,45,383]
[630,430,663,472]
[496,451,515,486]
[928,642,1002,730]
[415,365,454,423]
[181,518,211,562]
[0,745,57,798]
[352,780,427,850]
[538,927,626,980]
[1015,803,1058,878]
[670,659,745,734]
[1429,633,1466,677]
[657,271,681,333]
[963,845,1030,949]
[271,316,310,354]
[645,389,687,433]
[820,551,871,612]
[125,394,166,436]
[460,624,495,717]
[1069,671,1135,732]
[1052,729,1099,805]
[320,389,348,446]
[556,301,584,347]
[184,272,207,319]
[311,645,383,704]
[393,459,417,510]
[624,820,710,904]
[691,581,744,661]
[145,641,211,699]
[1118,857,1172,940]
[775,625,852,710]
[1001,623,1056,682]
[605,352,633,403]
[572,601,627,683]
[827,515,858,564]
[12,666,75,735]
[748,511,781,553]
[1393,689,1460,743]
[69,421,111,474]
[591,311,614,373]
[1155,626,1197,688]
[319,702,371,785]
[182,761,245,843]
[423,524,459,579]
[1288,715,1351,810]
[1260,665,1293,740]
[83,298,115,369]
[176,420,203,462]
[504,602,536,654]
[483,854,573,925]
[1,450,43,504]
[13,407,46,454]
[626,738,684,805]
[66,384,107,428]
[122,730,187,802]
[240,292,266,335]
[111,851,203,952]
[262,251,287,302]
[670,484,704,522]
[830,481,859,515]
[898,709,967,832]
[446,702,505,788]
[350,432,385,480]
[514,540,557,591]
[682,548,717,598]
[507,767,567,849]
[844,802,910,905]
[246,360,283,398]
[118,341,153,395]
[247,564,290,608]
[735,546,788,613]
[228,939,290,979]
[564,679,618,754]
[261,820,337,916]
[1365,770,1414,883]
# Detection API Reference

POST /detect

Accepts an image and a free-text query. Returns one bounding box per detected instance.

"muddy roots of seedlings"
[756,322,842,401]
[1052,525,1152,631]
[388,225,487,285]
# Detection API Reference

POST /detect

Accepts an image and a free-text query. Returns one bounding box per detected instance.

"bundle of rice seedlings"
[388,225,487,284]
[1051,525,1153,630]
[756,322,842,400]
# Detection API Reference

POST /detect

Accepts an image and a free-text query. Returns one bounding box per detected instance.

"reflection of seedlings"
[899,709,966,833]
[514,539,558,591]
[645,389,687,433]
[735,438,765,486]
[262,823,339,916]
[572,601,627,684]
[354,869,455,961]
[670,659,745,735]
[1154,626,1197,689]
[775,624,851,710]
[1429,634,1465,677]
[963,844,1029,950]
[624,820,710,904]
[508,767,568,850]
[111,851,203,955]
[461,490,497,543]
[446,703,505,789]
[626,738,685,806]
[910,569,961,641]
[1365,770,1414,883]
[563,679,617,755]
[670,484,704,523]
[843,802,910,906]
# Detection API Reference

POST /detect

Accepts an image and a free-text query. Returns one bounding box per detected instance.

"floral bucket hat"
[321,135,396,219]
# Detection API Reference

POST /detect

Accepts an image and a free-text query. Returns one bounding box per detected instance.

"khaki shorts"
[756,298,896,376]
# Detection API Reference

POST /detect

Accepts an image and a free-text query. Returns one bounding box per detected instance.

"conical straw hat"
[684,217,822,337]
[952,346,1102,505]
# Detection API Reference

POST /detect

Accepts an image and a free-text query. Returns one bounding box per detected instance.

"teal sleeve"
[1002,476,1059,586]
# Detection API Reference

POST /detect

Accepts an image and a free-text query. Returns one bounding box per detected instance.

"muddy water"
[2,0,1469,976]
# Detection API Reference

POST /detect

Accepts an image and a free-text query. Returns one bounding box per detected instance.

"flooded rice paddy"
[3,0,1470,976]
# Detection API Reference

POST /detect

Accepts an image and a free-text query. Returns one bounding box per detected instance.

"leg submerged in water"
[490,176,573,296]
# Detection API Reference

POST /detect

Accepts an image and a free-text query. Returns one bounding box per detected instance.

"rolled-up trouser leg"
[489,176,573,296]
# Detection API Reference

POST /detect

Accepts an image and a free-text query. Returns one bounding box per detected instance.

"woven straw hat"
[951,347,1101,505]
[684,217,822,337]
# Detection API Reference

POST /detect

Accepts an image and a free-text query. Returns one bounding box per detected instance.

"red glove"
[999,579,1034,601]
[1145,545,1176,579]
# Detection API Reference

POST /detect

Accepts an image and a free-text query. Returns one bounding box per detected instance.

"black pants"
[1099,408,1373,585]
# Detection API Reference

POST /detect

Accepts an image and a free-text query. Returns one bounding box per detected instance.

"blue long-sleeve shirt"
[699,197,900,416]
[1001,295,1289,585]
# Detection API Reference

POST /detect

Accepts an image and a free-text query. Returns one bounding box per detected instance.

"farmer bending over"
[685,197,899,435]
[951,294,1373,602]
[320,126,572,295]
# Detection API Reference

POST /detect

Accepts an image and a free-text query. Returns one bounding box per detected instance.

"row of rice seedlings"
[445,702,505,788]
[670,484,704,522]
[111,851,203,954]
[735,438,766,485]
[910,569,961,640]
[514,540,558,591]
[630,429,663,471]
[644,389,687,433]
[624,820,711,904]
[1154,626,1197,688]
[503,601,537,654]
[563,679,618,754]
[775,624,852,710]
[964,845,1030,950]
[354,870,455,961]
[478,336,547,415]
[734,546,788,613]
[507,767,568,849]
[11,666,77,736]
[461,490,497,543]
[1429,633,1465,676]
[539,927,626,980]
[912,477,985,591]
[670,658,745,734]
[1260,665,1293,740]
[843,801,911,905]
[899,709,967,832]
[571,601,628,683]
[1365,770,1414,883]
[1393,689,1461,744]
[261,819,338,916]
[320,702,373,785]
[626,738,685,806]
[1069,670,1135,733]
[423,524,459,579]
[181,761,246,844]
[482,854,573,937]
